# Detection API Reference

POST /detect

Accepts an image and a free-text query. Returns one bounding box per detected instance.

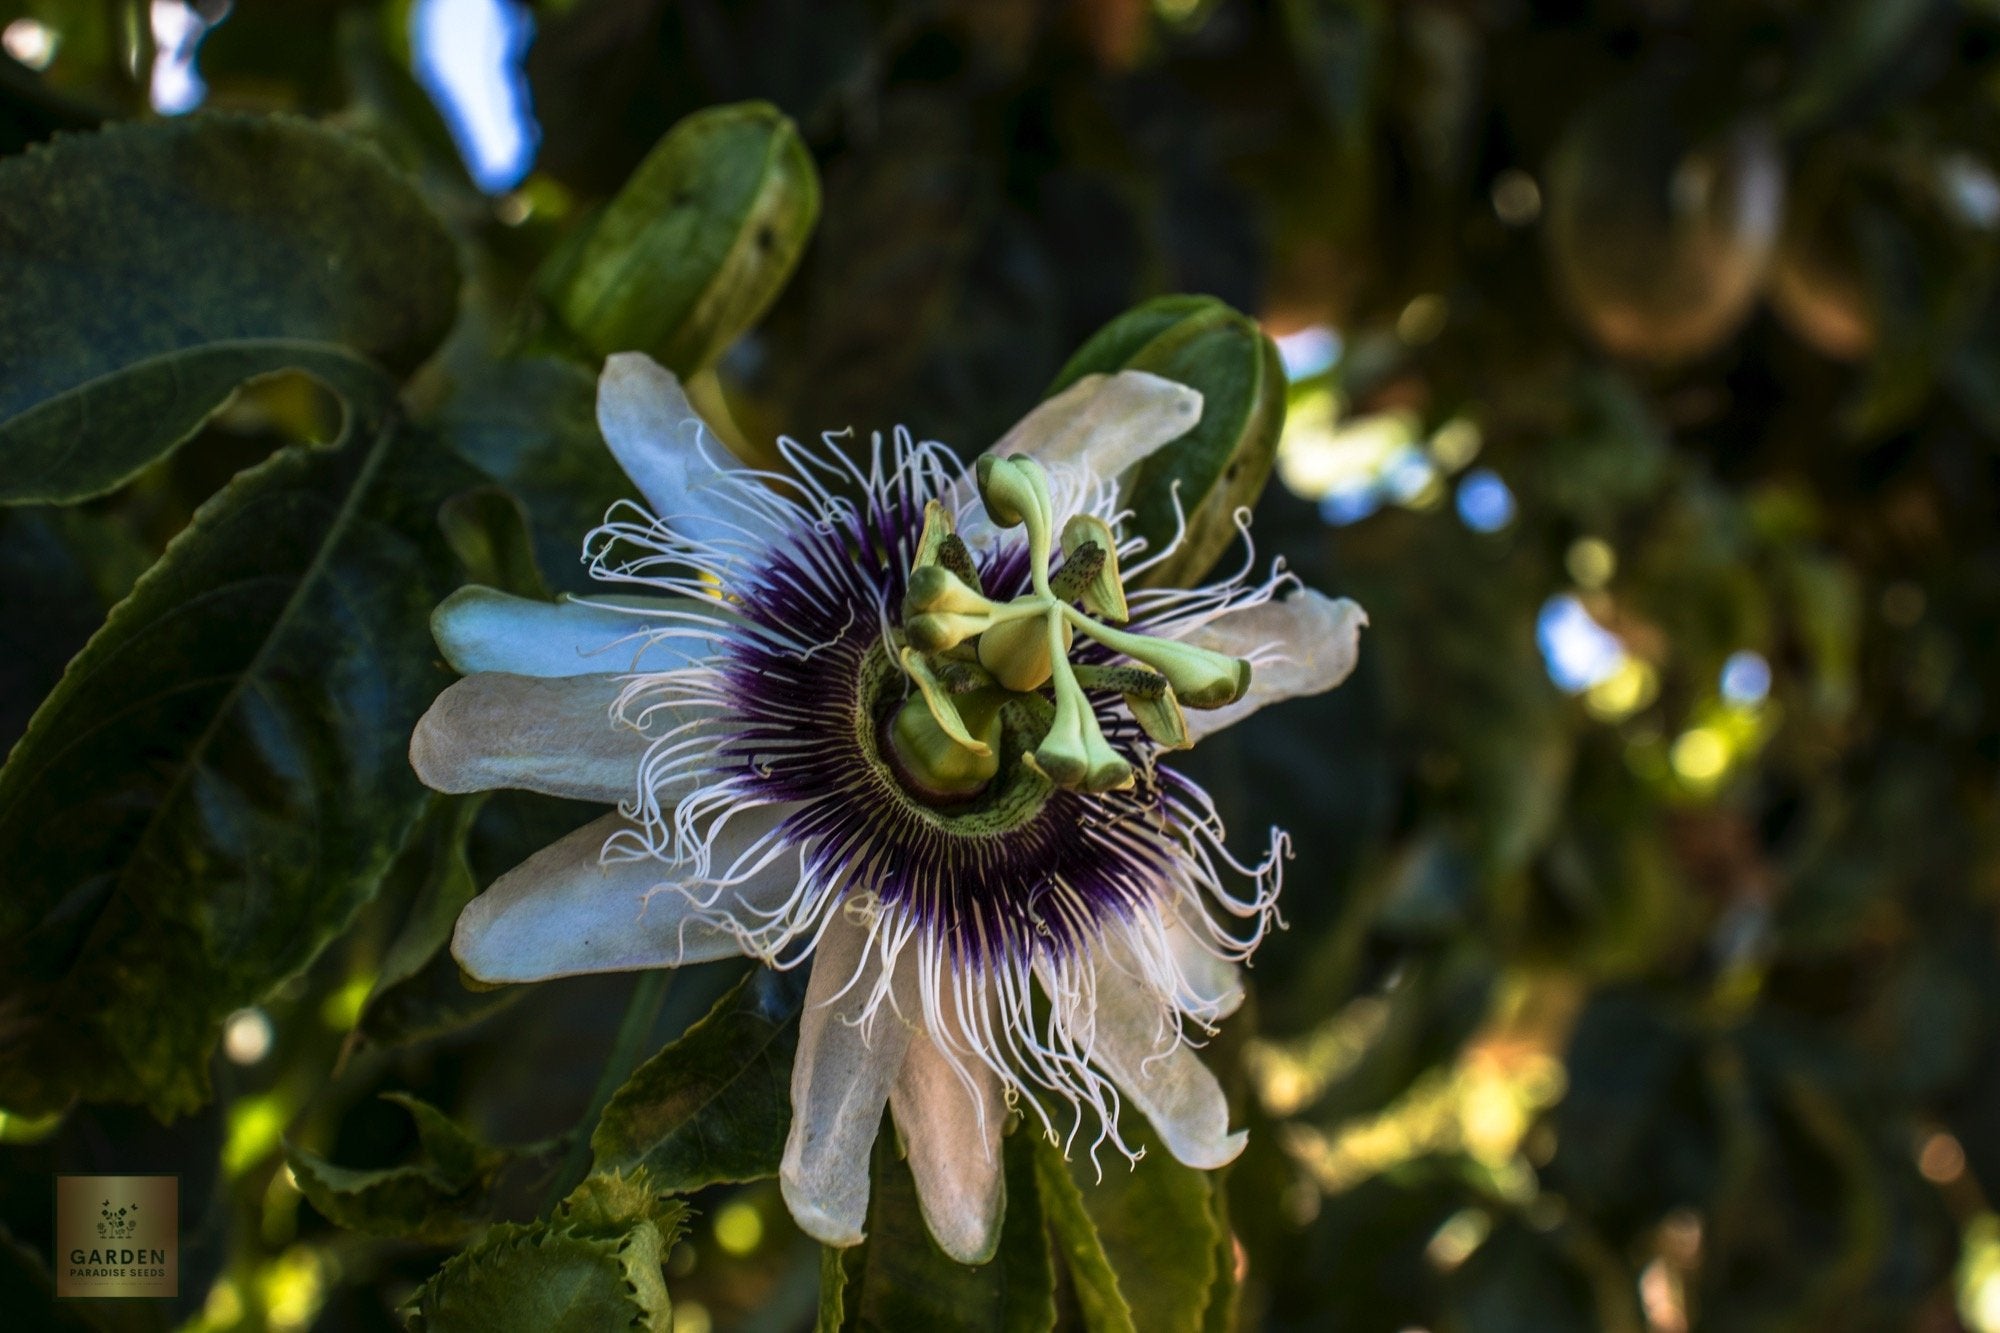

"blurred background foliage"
[6,0,2000,1330]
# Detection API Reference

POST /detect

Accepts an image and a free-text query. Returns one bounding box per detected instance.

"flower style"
[409,352,1365,1262]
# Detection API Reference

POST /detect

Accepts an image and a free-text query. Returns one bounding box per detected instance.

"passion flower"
[410,352,1365,1262]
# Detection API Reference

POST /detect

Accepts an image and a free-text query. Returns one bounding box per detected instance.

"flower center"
[882,452,1253,804]
[855,639,1058,833]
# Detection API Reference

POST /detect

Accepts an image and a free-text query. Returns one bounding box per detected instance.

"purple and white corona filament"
[409,352,1364,1261]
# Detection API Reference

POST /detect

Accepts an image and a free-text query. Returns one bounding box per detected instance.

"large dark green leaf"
[0,422,471,1116]
[0,113,458,504]
[592,970,801,1190]
[0,505,149,751]
[825,1128,1054,1333]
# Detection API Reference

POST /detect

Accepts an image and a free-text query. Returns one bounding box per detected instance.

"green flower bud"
[542,102,820,375]
[1049,295,1286,589]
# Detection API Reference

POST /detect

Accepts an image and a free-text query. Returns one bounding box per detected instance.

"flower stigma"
[882,453,1252,805]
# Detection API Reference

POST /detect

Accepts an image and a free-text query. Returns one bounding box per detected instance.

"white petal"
[1184,591,1366,743]
[409,672,646,801]
[1165,905,1244,1022]
[891,1027,1006,1263]
[1085,957,1245,1170]
[997,370,1202,486]
[955,371,1205,552]
[596,352,741,550]
[432,586,708,678]
[781,911,916,1248]
[452,807,795,983]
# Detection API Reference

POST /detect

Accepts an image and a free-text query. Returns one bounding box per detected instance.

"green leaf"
[286,1094,504,1243]
[357,795,520,1047]
[0,505,150,751]
[1033,1131,1222,1333]
[1199,1173,1240,1333]
[438,486,553,601]
[1049,296,1286,589]
[818,1243,854,1333]
[0,422,473,1116]
[0,113,458,505]
[384,1091,492,1187]
[1088,1144,1208,1328]
[435,353,629,595]
[361,799,483,1024]
[592,971,801,1190]
[829,1128,1054,1332]
[409,1168,685,1333]
[1033,1139,1134,1333]
[542,100,821,376]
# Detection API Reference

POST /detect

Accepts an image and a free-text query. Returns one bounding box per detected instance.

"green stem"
[541,968,674,1213]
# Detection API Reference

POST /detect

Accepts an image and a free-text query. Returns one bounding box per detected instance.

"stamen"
[895,451,1251,795]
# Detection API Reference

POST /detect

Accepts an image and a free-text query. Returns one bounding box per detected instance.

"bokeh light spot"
[1491,168,1542,225]
[223,1007,274,1065]
[1670,728,1730,784]
[1272,324,1342,381]
[1920,1130,1968,1184]
[1537,595,1626,692]
[1719,650,1771,705]
[411,0,541,193]
[1565,537,1616,589]
[1455,468,1515,532]
[150,1,213,115]
[1585,658,1658,721]
[713,1199,763,1256]
[1397,294,1448,345]
[3,18,56,69]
